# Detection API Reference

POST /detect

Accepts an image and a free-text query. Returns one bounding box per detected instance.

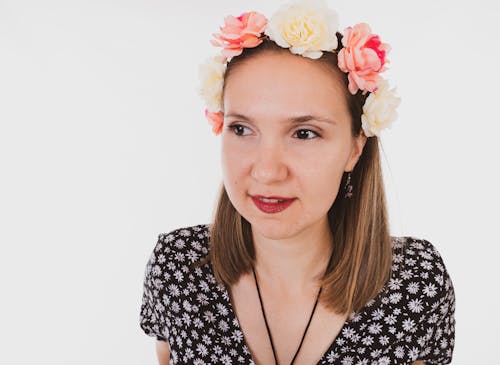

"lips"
[251,195,296,214]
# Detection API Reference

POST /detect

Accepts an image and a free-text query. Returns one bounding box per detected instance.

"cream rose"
[361,80,401,137]
[198,55,226,112]
[264,0,339,59]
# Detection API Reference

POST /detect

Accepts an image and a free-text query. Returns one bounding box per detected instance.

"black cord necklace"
[251,266,323,365]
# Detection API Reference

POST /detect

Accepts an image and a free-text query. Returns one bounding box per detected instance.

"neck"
[251,218,333,295]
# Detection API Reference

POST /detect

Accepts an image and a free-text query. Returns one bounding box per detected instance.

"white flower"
[368,322,382,334]
[264,0,339,59]
[361,335,374,346]
[423,283,438,297]
[408,298,424,313]
[198,54,226,112]
[388,278,402,290]
[394,346,405,358]
[402,318,416,332]
[389,292,402,304]
[378,356,390,365]
[361,79,401,137]
[384,314,397,325]
[407,281,420,294]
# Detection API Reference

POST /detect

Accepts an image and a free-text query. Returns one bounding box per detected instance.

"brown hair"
[196,36,392,315]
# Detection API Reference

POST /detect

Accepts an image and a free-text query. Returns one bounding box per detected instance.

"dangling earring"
[344,171,353,199]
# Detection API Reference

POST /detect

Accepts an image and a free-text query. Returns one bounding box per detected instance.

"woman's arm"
[413,361,425,365]
[155,340,170,365]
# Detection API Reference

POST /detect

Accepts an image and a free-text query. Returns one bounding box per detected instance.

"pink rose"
[210,11,268,61]
[205,109,224,135]
[338,23,390,95]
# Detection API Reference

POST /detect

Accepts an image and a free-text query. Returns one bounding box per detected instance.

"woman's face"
[221,51,366,239]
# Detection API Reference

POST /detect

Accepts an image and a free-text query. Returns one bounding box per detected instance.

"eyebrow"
[224,113,337,125]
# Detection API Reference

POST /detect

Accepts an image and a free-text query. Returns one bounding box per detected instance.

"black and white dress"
[139,224,455,365]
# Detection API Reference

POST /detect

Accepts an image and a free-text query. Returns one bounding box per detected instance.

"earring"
[344,171,353,199]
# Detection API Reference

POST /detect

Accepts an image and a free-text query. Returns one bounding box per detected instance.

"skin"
[156,341,170,364]
[153,51,425,365]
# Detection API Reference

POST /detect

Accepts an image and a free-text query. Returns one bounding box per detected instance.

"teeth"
[259,198,283,203]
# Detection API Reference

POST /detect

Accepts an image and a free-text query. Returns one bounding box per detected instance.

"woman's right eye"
[227,124,252,137]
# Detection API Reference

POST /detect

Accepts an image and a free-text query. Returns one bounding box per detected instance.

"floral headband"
[198,0,401,138]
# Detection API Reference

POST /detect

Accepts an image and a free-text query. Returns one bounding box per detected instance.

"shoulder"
[144,223,212,283]
[390,236,452,282]
[156,223,212,259]
[146,223,211,270]
[385,238,456,361]
[142,223,215,304]
[390,236,449,270]
[140,223,213,340]
[388,235,455,313]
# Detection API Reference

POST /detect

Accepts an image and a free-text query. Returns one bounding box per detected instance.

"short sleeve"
[417,239,456,364]
[139,234,170,342]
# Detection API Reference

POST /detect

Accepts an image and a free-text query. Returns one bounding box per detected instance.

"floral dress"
[139,224,455,365]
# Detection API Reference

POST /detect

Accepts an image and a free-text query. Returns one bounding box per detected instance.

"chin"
[247,217,303,240]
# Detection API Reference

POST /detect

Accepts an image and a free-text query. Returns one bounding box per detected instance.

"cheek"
[303,165,343,192]
[299,149,347,198]
[305,143,349,174]
[221,142,247,189]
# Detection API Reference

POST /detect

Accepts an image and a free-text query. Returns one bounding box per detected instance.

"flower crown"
[198,0,401,138]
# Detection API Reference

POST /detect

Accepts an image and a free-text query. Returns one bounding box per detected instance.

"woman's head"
[198,2,395,314]
[220,38,367,240]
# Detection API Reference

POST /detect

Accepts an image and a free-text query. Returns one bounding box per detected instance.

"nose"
[250,140,288,184]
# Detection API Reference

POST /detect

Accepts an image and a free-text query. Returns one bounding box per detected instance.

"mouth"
[250,195,296,214]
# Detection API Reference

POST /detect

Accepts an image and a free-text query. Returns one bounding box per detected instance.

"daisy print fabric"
[139,224,455,364]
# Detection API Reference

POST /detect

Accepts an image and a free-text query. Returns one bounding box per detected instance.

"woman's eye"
[227,124,252,136]
[294,129,319,140]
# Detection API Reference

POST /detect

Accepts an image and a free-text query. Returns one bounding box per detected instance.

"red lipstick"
[251,195,296,214]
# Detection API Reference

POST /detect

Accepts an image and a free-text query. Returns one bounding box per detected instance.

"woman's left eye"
[293,129,320,140]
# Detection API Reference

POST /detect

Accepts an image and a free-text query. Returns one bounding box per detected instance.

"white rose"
[361,79,401,137]
[198,54,226,112]
[264,0,339,59]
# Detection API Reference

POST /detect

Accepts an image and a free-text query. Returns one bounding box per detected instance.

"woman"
[140,1,455,364]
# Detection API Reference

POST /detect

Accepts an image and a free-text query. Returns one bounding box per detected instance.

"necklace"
[251,266,323,365]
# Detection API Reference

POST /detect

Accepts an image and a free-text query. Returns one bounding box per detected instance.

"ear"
[345,131,367,172]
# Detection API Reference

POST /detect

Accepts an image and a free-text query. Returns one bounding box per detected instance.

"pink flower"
[210,11,268,61]
[338,23,390,95]
[205,109,224,135]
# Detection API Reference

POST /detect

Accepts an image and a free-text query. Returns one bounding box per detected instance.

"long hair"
[196,36,392,315]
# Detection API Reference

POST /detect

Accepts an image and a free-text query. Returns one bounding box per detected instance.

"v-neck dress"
[139,224,455,365]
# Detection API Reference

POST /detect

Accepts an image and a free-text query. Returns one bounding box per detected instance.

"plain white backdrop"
[1,0,499,364]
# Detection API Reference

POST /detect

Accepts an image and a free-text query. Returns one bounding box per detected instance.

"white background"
[1,0,499,364]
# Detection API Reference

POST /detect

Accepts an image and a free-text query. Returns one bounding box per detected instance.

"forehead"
[222,51,350,122]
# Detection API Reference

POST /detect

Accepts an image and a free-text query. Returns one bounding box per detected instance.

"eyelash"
[226,124,320,140]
